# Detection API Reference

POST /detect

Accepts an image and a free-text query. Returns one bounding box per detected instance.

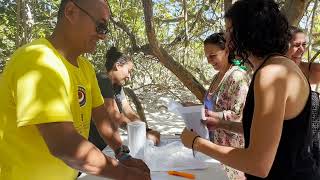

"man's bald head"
[57,0,109,22]
[54,0,110,54]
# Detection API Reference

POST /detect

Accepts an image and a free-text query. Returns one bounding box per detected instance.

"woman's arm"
[220,70,250,122]
[104,98,131,127]
[122,99,141,121]
[205,110,244,133]
[182,64,288,177]
[206,69,249,134]
[121,95,161,146]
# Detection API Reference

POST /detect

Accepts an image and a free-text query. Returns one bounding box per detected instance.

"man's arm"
[36,122,127,179]
[93,103,151,174]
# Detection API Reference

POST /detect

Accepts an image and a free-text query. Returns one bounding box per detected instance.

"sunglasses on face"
[71,0,109,35]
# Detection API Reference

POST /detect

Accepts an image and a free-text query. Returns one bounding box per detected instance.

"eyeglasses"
[71,0,109,35]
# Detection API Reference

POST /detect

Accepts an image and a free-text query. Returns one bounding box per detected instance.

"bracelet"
[192,135,201,157]
[219,111,225,121]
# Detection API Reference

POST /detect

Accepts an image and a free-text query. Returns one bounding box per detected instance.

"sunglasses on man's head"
[71,0,109,35]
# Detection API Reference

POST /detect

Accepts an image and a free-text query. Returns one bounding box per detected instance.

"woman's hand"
[146,130,160,146]
[203,110,224,130]
[180,127,200,149]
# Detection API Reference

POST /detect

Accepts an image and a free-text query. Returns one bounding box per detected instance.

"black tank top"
[242,55,319,179]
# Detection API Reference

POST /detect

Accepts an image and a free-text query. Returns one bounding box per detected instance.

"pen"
[168,170,195,179]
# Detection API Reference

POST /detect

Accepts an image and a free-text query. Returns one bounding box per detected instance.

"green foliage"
[0,0,319,95]
[0,0,60,72]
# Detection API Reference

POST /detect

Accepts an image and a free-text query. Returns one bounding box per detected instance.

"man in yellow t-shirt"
[0,0,150,180]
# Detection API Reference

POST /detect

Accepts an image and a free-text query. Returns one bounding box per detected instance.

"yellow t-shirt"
[0,38,104,180]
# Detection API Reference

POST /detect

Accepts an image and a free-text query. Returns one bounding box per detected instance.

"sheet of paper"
[168,101,209,139]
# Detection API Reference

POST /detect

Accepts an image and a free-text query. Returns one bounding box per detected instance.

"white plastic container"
[127,121,146,158]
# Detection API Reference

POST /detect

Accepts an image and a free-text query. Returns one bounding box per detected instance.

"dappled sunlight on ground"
[131,89,199,135]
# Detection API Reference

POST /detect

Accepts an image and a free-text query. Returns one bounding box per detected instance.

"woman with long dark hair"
[203,32,250,179]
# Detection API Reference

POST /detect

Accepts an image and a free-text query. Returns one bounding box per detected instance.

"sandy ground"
[130,88,200,135]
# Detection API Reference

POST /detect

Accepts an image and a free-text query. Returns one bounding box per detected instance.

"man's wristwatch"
[114,145,131,161]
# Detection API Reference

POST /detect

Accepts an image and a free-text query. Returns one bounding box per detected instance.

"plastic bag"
[143,140,208,171]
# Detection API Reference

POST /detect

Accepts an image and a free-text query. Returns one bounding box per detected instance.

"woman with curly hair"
[181,0,320,179]
[286,26,320,84]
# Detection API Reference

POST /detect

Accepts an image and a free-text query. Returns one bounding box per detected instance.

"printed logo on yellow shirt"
[78,86,86,107]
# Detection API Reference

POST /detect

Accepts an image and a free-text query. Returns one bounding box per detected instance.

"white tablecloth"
[78,136,228,180]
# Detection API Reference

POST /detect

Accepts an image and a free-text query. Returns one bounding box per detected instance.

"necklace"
[208,64,233,96]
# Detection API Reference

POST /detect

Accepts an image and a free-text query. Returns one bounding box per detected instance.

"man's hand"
[120,157,150,174]
[147,130,161,146]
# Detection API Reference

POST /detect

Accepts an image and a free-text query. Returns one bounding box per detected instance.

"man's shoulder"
[12,38,54,60]
[7,38,66,73]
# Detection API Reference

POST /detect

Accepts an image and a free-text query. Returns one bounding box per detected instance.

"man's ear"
[64,1,78,25]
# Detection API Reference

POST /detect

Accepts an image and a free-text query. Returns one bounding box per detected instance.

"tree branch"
[281,0,309,26]
[307,0,318,60]
[224,0,233,14]
[141,0,206,101]
[169,6,205,47]
[310,50,320,63]
[123,87,148,126]
[110,17,140,52]
[106,1,140,52]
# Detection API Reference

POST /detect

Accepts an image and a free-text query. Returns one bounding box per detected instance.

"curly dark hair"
[105,47,131,72]
[225,0,291,60]
[204,33,235,64]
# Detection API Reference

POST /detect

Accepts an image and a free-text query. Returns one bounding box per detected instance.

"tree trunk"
[141,0,206,101]
[16,0,22,47]
[123,87,148,127]
[15,0,33,47]
[307,0,318,61]
[116,0,310,102]
[281,0,309,26]
[224,0,233,13]
[182,0,189,65]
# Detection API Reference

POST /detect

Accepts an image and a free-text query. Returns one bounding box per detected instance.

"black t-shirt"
[96,73,126,113]
[89,73,126,151]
